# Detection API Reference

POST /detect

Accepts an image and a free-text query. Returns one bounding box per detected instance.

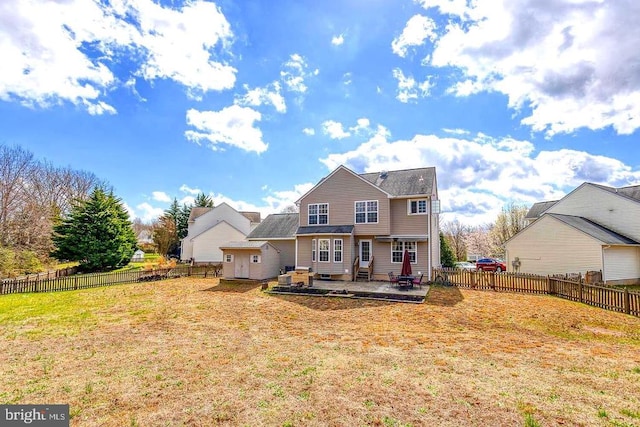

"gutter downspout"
[428,197,432,281]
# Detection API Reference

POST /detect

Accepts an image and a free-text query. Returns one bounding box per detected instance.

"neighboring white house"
[180,203,261,264]
[505,183,640,284]
[132,249,145,262]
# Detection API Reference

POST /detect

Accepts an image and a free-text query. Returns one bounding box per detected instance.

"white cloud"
[136,202,165,223]
[331,34,345,46]
[152,191,171,202]
[280,53,312,94]
[392,68,433,103]
[185,105,268,154]
[235,82,286,113]
[349,118,371,134]
[417,0,640,135]
[391,14,437,57]
[322,120,351,139]
[179,184,201,195]
[0,0,235,113]
[319,129,640,225]
[302,128,315,136]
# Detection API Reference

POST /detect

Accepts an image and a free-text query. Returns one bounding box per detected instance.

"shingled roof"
[359,167,436,196]
[247,213,298,240]
[547,214,640,245]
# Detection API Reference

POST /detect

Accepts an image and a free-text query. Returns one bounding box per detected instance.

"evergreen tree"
[51,188,137,272]
[439,232,456,268]
[193,192,214,208]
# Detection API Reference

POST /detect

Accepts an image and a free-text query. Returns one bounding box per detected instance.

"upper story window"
[355,200,378,224]
[409,199,428,215]
[308,203,328,225]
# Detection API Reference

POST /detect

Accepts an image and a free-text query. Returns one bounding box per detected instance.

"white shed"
[132,249,145,262]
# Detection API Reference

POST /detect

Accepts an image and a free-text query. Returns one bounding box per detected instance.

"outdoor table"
[397,275,414,288]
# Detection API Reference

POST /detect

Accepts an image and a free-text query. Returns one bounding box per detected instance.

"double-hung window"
[391,241,417,263]
[409,199,428,215]
[318,239,330,262]
[333,239,343,262]
[308,203,328,225]
[355,200,378,224]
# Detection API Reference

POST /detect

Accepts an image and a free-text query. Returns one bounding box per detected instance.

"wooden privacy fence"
[434,268,640,317]
[0,265,220,296]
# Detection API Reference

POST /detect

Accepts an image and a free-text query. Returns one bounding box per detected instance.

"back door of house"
[359,240,372,268]
[235,253,250,278]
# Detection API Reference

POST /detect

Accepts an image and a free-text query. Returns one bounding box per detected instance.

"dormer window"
[308,203,328,225]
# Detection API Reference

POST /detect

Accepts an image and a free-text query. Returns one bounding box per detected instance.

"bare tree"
[0,145,36,247]
[280,204,299,213]
[489,203,529,257]
[464,224,492,259]
[442,219,469,261]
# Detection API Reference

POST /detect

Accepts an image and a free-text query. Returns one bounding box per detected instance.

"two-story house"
[295,165,440,282]
[505,182,640,284]
[180,202,261,264]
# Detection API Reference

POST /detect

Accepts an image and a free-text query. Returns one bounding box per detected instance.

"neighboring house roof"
[589,183,640,203]
[241,211,262,223]
[189,207,213,222]
[547,213,640,245]
[296,225,355,235]
[525,200,558,220]
[359,167,436,197]
[219,240,272,249]
[247,213,298,240]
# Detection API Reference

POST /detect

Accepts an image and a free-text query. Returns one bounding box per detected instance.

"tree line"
[440,203,529,265]
[0,144,108,276]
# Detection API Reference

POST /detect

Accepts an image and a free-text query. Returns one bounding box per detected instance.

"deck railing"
[433,268,640,317]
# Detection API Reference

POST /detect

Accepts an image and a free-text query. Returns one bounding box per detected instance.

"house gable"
[546,183,640,242]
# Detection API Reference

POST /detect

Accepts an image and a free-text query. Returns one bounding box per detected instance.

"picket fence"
[0,265,219,295]
[435,268,640,317]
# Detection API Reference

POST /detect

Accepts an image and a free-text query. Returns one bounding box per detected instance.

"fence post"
[546,276,552,295]
[624,288,630,315]
[188,266,192,277]
[578,282,583,303]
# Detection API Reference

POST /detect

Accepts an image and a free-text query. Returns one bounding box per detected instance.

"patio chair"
[388,272,399,287]
[412,274,424,289]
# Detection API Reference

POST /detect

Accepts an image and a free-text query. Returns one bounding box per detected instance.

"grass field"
[1,278,639,426]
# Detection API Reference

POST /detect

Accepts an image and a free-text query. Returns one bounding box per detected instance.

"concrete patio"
[268,279,430,303]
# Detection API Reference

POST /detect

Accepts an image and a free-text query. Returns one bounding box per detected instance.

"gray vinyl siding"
[300,167,390,235]
[296,235,355,276]
[603,246,640,283]
[547,184,640,242]
[506,216,603,276]
[256,244,280,279]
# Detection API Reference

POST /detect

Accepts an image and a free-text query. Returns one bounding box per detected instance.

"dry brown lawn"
[1,278,639,426]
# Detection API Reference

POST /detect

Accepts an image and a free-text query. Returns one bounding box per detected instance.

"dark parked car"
[475,258,507,272]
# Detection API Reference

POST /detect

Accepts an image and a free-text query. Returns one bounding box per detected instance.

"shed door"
[235,253,250,278]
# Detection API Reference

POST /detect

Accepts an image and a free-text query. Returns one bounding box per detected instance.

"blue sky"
[1,0,639,225]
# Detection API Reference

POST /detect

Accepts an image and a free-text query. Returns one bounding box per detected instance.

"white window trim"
[391,241,418,264]
[354,200,379,224]
[334,239,343,263]
[308,203,329,225]
[318,238,330,263]
[251,255,261,263]
[408,199,428,215]
[311,239,316,262]
[225,254,234,263]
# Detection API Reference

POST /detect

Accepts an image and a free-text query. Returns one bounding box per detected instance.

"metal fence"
[434,268,640,317]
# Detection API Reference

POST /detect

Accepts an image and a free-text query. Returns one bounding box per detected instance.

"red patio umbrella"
[400,249,412,276]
